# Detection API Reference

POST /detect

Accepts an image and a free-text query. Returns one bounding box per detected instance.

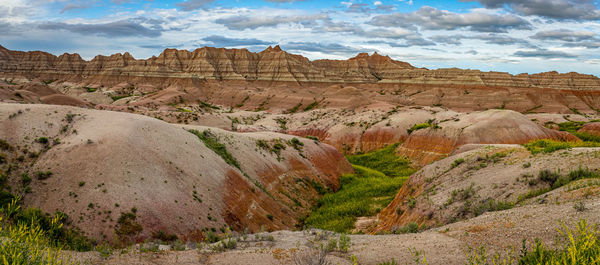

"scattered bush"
[114,211,142,243]
[394,222,420,234]
[407,123,432,135]
[36,137,49,145]
[36,171,52,180]
[450,158,465,169]
[189,129,240,169]
[151,230,178,242]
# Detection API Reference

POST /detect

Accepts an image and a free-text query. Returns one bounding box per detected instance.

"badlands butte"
[2,45,600,264]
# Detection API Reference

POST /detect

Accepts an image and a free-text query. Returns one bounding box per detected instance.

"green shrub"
[395,222,420,234]
[188,129,240,169]
[36,137,49,145]
[407,123,432,134]
[338,234,351,252]
[114,211,142,243]
[36,171,53,180]
[151,230,178,242]
[303,101,319,111]
[21,173,32,185]
[0,220,78,265]
[451,158,465,168]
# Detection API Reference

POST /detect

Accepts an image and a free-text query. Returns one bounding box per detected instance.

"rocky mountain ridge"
[2,45,600,90]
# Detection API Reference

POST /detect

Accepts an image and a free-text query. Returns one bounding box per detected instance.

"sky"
[1,0,600,76]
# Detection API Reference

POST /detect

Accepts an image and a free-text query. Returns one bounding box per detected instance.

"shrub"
[36,137,49,145]
[395,222,420,234]
[451,158,465,169]
[407,123,432,134]
[21,173,31,185]
[0,220,78,265]
[574,201,587,212]
[114,211,142,243]
[338,234,351,252]
[151,230,178,242]
[188,129,240,169]
[36,171,53,180]
[306,135,319,141]
[303,101,319,111]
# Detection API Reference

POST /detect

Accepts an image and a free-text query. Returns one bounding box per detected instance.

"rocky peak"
[261,45,283,53]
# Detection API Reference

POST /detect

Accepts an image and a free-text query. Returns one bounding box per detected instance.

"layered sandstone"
[1,45,600,90]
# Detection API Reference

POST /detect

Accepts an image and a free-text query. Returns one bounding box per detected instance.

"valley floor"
[68,197,600,265]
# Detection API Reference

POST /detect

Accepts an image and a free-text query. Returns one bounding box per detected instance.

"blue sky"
[2,0,600,76]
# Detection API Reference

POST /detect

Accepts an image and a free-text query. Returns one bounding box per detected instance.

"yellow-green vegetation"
[0,197,89,264]
[407,122,432,135]
[556,121,600,142]
[188,129,241,169]
[304,144,415,233]
[0,217,77,265]
[523,139,600,154]
[466,220,600,265]
[347,144,414,177]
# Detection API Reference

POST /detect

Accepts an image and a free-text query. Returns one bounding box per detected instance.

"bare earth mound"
[0,103,351,242]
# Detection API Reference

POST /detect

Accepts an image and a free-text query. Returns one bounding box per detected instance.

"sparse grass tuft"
[524,139,600,154]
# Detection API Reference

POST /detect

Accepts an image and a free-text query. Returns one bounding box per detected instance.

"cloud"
[60,1,95,13]
[344,3,395,13]
[111,0,135,4]
[369,6,532,32]
[201,35,275,46]
[461,0,600,20]
[429,35,466,45]
[531,29,596,42]
[139,44,184,49]
[282,42,364,54]
[474,33,533,46]
[176,0,215,11]
[430,33,533,47]
[513,48,576,58]
[215,13,328,30]
[38,19,162,37]
[368,37,436,47]
[264,0,305,2]
[563,42,600,49]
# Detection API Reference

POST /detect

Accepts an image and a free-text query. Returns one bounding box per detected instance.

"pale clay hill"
[0,103,351,241]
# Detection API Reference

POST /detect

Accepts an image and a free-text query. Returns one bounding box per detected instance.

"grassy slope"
[304,144,415,233]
